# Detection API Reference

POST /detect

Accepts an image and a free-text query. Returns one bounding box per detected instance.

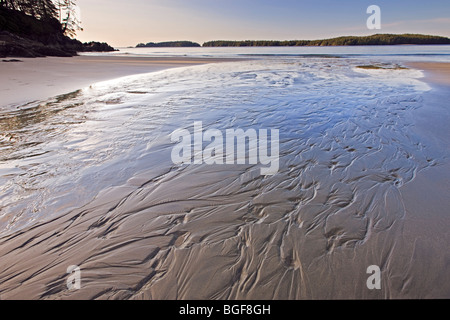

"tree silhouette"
[54,0,82,37]
[1,0,82,37]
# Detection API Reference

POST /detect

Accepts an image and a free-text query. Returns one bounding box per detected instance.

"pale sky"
[75,0,450,47]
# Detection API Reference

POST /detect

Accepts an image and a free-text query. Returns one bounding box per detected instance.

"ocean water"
[0,48,449,298]
[86,44,450,62]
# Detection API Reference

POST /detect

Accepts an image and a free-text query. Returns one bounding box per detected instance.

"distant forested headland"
[137,41,201,48]
[202,34,450,47]
[135,34,450,48]
[0,1,115,58]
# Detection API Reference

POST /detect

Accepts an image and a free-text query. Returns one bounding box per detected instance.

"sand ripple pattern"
[0,59,439,299]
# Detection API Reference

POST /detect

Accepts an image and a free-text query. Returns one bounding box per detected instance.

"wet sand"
[394,73,450,298]
[0,55,238,109]
[0,60,449,300]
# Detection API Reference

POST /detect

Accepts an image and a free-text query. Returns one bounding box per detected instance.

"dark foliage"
[203,34,450,47]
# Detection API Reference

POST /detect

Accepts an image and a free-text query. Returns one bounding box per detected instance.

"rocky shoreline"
[0,7,115,58]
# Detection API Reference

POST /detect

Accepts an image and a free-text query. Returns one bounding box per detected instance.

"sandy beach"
[2,0,450,305]
[2,58,449,111]
[0,55,239,109]
[0,57,449,300]
[405,62,450,87]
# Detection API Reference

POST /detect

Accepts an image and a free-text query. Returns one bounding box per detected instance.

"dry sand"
[0,55,238,109]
